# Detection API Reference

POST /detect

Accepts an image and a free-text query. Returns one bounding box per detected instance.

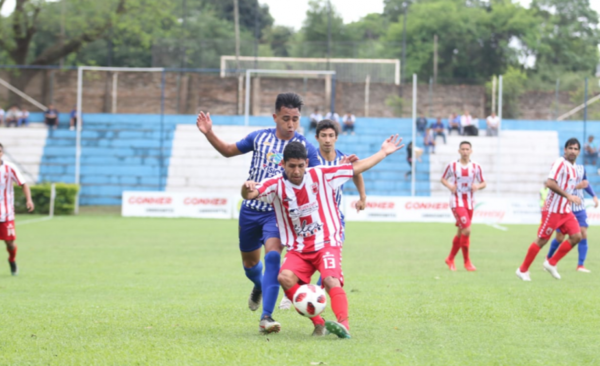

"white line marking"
[16,216,54,226]
[487,223,508,231]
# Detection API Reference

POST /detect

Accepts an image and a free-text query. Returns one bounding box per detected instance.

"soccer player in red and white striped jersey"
[242,135,404,338]
[516,138,582,281]
[0,143,35,275]
[441,141,486,272]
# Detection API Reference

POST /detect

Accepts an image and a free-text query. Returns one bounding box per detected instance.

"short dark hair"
[316,119,339,137]
[565,138,581,149]
[459,141,471,148]
[275,93,303,112]
[283,142,307,162]
[0,143,3,150]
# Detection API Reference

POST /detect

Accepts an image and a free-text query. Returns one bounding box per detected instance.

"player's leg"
[517,211,555,280]
[1,221,17,275]
[318,247,350,339]
[446,210,463,271]
[547,230,564,259]
[545,214,581,278]
[577,226,590,272]
[260,211,283,321]
[278,252,325,336]
[239,206,265,311]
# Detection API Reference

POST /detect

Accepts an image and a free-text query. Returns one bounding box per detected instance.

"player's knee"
[264,251,280,265]
[570,233,582,244]
[4,240,14,249]
[322,276,341,292]
[277,270,296,288]
[461,228,471,237]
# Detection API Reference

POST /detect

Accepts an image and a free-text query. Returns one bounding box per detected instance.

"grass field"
[1,213,599,365]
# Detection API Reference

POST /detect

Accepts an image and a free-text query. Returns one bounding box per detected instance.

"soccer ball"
[293,284,327,318]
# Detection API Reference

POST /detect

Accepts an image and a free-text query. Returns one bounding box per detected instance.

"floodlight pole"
[411,74,417,197]
[75,66,83,214]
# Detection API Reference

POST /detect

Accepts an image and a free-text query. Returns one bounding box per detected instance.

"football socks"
[261,251,281,319]
[244,261,263,290]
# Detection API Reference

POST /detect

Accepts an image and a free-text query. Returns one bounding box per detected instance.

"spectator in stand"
[448,113,461,135]
[325,110,340,124]
[44,104,59,129]
[431,117,446,144]
[69,107,81,131]
[416,115,428,134]
[486,112,500,136]
[17,107,29,127]
[424,127,436,153]
[5,105,19,127]
[342,111,356,135]
[0,107,5,126]
[309,108,322,132]
[584,135,598,165]
[405,141,423,179]
[461,110,478,136]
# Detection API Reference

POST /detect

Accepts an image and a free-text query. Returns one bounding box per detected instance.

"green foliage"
[485,66,527,118]
[14,183,79,215]
[385,95,404,117]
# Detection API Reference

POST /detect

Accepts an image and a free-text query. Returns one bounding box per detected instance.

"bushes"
[14,183,79,215]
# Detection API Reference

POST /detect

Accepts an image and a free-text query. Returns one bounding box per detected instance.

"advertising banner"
[122,192,232,219]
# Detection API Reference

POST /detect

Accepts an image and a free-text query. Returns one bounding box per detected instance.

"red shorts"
[281,246,344,287]
[538,211,580,240]
[0,221,16,241]
[452,207,473,229]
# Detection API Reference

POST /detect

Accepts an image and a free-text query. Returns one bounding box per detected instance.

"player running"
[441,141,485,272]
[546,161,598,273]
[516,138,583,281]
[278,119,366,310]
[196,93,320,333]
[242,135,404,338]
[0,143,35,275]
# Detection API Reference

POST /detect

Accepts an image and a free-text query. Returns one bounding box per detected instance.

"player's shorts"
[557,210,588,233]
[281,246,344,287]
[451,207,473,229]
[538,211,580,240]
[0,221,16,241]
[238,204,280,252]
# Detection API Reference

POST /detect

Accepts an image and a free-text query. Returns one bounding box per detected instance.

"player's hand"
[568,195,582,205]
[26,199,35,212]
[341,154,359,164]
[196,111,213,135]
[380,135,404,156]
[594,196,599,208]
[576,180,589,189]
[472,183,480,192]
[244,181,258,192]
[449,185,457,194]
[355,197,367,212]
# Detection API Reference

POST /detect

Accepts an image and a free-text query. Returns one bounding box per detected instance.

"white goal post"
[243,69,337,126]
[222,56,400,85]
[75,66,165,214]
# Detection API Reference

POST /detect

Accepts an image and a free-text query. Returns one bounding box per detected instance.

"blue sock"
[261,251,281,319]
[547,238,561,258]
[578,239,588,266]
[244,261,263,290]
[316,276,322,286]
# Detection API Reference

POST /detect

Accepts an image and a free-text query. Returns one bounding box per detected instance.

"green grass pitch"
[1,214,599,365]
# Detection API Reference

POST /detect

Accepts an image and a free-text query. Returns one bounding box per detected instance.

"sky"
[2,0,600,24]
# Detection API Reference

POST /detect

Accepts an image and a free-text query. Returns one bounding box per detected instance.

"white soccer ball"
[293,284,327,318]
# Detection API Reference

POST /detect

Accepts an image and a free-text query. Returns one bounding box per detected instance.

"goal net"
[222,56,400,85]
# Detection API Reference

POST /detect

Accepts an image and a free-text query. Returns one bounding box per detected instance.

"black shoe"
[248,286,262,311]
[9,261,18,276]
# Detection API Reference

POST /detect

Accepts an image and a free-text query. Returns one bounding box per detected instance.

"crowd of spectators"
[0,105,30,127]
[309,109,357,135]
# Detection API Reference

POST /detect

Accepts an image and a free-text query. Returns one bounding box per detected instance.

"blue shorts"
[557,210,588,233]
[238,204,280,252]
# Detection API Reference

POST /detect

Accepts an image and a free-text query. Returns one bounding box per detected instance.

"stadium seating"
[0,126,46,183]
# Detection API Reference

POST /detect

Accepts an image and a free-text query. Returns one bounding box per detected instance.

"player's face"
[0,147,3,159]
[273,107,301,138]
[284,158,307,185]
[564,143,580,162]
[459,144,471,159]
[316,128,337,153]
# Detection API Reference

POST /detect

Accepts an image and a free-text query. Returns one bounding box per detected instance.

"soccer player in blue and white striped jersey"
[547,163,598,273]
[196,93,320,333]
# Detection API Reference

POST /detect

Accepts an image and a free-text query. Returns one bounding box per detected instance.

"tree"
[528,0,600,78]
[205,0,273,39]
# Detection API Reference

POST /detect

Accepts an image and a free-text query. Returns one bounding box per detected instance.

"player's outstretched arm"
[196,111,242,158]
[352,135,404,175]
[241,181,260,200]
[546,178,581,205]
[22,183,34,212]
